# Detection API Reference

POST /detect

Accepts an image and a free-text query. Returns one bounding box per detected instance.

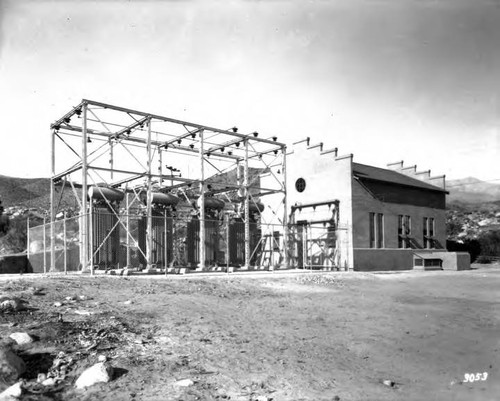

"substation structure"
[31,99,289,274]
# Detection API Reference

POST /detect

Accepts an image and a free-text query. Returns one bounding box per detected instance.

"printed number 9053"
[464,372,488,383]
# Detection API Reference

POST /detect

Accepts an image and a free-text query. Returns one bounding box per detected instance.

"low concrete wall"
[0,253,33,274]
[428,251,471,271]
[353,249,414,271]
[355,249,471,272]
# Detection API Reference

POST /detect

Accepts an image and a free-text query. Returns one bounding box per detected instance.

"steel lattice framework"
[49,99,288,273]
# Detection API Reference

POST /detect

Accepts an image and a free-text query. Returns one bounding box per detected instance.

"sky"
[0,0,499,182]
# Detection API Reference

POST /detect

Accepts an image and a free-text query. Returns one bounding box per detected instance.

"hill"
[2,174,499,211]
[446,177,500,206]
[0,175,51,209]
[0,175,79,211]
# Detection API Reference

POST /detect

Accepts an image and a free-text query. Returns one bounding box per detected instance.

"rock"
[65,296,76,301]
[0,381,23,400]
[29,287,44,295]
[9,333,34,345]
[174,379,194,387]
[382,379,395,387]
[41,378,56,386]
[73,310,93,316]
[0,298,26,312]
[123,300,132,305]
[97,355,107,362]
[37,373,47,383]
[53,302,63,307]
[255,396,268,401]
[155,336,170,344]
[75,362,114,389]
[0,347,26,383]
[78,295,88,301]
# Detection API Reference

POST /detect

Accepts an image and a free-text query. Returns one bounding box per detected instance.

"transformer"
[137,192,179,268]
[186,197,225,268]
[88,186,124,269]
[228,201,264,266]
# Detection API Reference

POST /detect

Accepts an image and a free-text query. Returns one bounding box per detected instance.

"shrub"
[446,239,481,263]
[0,215,27,254]
[476,255,492,264]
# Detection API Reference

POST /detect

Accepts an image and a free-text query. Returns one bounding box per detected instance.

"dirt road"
[0,267,499,401]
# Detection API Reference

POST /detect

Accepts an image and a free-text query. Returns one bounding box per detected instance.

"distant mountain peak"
[447,177,483,185]
[446,176,500,205]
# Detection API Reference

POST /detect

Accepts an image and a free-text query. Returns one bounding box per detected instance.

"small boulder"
[0,381,23,400]
[0,298,26,312]
[75,362,114,389]
[53,302,63,307]
[9,333,34,346]
[41,378,56,386]
[174,378,194,387]
[29,287,44,295]
[0,347,26,383]
[36,373,47,383]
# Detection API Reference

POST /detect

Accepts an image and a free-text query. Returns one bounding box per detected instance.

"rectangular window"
[398,215,411,248]
[377,213,384,248]
[369,212,384,248]
[423,217,435,249]
[398,215,403,248]
[369,212,376,248]
[423,217,429,248]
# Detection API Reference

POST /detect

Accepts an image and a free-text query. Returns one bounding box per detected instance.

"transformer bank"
[44,99,287,274]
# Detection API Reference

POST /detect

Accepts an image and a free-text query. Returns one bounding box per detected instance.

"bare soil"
[0,266,499,401]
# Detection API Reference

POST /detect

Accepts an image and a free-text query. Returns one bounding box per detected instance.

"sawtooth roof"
[352,163,448,193]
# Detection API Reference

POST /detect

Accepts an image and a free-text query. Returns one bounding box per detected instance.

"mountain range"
[0,175,78,211]
[446,177,500,208]
[1,174,500,212]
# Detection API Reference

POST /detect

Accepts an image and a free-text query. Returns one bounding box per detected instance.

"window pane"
[423,217,428,248]
[369,212,375,248]
[377,213,384,248]
[398,215,403,248]
[405,215,411,235]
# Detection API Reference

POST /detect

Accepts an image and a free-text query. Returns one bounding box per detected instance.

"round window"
[295,178,306,193]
